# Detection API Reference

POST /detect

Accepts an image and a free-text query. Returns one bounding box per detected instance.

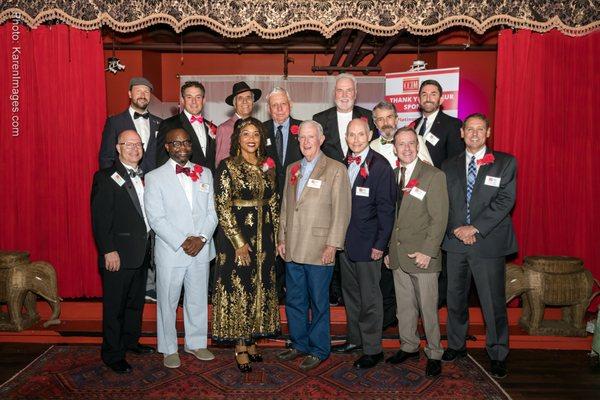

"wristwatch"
[199,236,207,243]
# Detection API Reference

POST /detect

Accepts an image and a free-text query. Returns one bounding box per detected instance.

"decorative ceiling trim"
[1,2,598,38]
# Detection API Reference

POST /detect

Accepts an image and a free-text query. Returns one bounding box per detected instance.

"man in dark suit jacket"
[98,77,162,174]
[92,130,155,374]
[313,74,376,304]
[441,113,517,379]
[313,74,376,164]
[156,81,217,170]
[264,87,303,301]
[332,118,396,370]
[412,79,464,307]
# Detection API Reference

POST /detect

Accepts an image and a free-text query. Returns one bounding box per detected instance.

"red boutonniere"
[290,125,299,135]
[207,121,217,138]
[403,178,419,194]
[262,157,276,172]
[359,164,369,179]
[290,163,301,185]
[396,159,401,168]
[477,153,495,166]
[189,164,203,182]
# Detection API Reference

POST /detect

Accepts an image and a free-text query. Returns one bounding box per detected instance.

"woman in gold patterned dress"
[212,117,280,372]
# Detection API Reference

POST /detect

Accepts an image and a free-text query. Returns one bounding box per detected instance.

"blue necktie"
[466,155,476,223]
[419,117,427,136]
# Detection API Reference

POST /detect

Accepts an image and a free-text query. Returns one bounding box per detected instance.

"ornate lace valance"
[1,1,598,37]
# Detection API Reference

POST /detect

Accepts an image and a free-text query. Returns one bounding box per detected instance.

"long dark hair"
[229,117,268,161]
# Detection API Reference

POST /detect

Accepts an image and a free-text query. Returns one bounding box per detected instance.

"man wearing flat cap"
[215,81,262,167]
[98,77,163,302]
[99,77,162,176]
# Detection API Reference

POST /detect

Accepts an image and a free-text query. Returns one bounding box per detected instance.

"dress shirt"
[398,157,418,186]
[347,147,370,187]
[169,158,194,211]
[465,146,487,176]
[297,152,321,201]
[416,109,440,137]
[183,109,207,155]
[336,111,353,156]
[122,161,150,232]
[274,117,290,164]
[128,107,150,150]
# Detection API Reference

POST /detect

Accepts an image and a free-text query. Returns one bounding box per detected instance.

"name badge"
[111,172,125,186]
[356,187,370,197]
[198,183,210,193]
[307,179,322,189]
[484,176,501,187]
[409,186,426,200]
[266,138,272,146]
[424,132,440,146]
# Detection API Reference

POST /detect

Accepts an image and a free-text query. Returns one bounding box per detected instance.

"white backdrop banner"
[385,67,460,127]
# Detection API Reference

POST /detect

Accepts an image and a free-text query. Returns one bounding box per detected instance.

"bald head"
[116,130,143,166]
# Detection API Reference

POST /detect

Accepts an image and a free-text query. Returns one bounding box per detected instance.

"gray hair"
[266,86,292,104]
[335,73,357,91]
[299,120,324,138]
[372,100,398,117]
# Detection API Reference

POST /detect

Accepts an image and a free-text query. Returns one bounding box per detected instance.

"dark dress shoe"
[107,359,132,374]
[490,360,507,378]
[441,348,468,362]
[277,348,304,361]
[331,342,362,354]
[426,359,442,377]
[386,350,419,364]
[299,355,322,371]
[127,344,156,355]
[354,352,384,369]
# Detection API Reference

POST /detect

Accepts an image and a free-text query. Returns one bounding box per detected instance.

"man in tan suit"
[277,120,352,371]
[385,127,449,377]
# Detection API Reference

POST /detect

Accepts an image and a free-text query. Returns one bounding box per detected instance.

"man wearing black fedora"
[215,81,262,167]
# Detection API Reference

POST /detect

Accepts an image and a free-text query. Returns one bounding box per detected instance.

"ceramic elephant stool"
[0,251,61,331]
[506,256,600,337]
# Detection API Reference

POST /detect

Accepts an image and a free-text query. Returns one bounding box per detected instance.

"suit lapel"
[398,159,423,218]
[472,149,494,195]
[457,152,467,198]
[116,161,144,219]
[327,111,344,160]
[284,118,300,166]
[179,113,205,161]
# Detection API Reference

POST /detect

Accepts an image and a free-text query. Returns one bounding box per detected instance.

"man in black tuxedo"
[98,77,162,302]
[313,74,376,163]
[98,77,162,174]
[313,74,376,304]
[92,130,155,374]
[412,79,464,307]
[156,81,217,170]
[264,87,303,301]
[441,113,517,379]
[332,118,396,369]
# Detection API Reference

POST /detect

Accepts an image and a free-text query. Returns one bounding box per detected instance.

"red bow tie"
[347,155,361,165]
[190,115,204,124]
[176,164,191,175]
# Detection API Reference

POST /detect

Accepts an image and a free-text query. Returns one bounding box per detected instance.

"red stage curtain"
[0,24,106,297]
[494,29,600,309]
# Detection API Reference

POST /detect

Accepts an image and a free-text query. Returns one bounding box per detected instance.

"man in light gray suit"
[144,128,218,369]
[385,127,448,377]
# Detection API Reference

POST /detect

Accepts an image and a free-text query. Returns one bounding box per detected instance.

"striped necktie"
[466,155,476,223]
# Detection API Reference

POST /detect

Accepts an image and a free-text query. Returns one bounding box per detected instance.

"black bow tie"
[134,112,149,119]
[128,168,144,178]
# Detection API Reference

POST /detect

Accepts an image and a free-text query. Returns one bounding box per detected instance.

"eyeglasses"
[167,140,193,148]
[118,142,144,149]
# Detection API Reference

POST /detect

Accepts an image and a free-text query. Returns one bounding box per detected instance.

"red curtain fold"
[494,29,600,309]
[0,24,106,297]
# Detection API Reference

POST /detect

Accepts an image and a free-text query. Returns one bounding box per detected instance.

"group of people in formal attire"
[91,74,517,381]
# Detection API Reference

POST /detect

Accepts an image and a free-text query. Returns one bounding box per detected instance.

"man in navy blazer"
[332,118,396,369]
[441,113,517,379]
[98,77,162,174]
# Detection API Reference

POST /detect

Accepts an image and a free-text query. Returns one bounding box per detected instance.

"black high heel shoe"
[235,347,252,373]
[247,344,263,362]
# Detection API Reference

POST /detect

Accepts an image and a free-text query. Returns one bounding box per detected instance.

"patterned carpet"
[0,346,511,399]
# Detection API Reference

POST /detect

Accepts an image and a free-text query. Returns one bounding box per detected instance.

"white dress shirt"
[348,147,370,187]
[416,109,439,137]
[122,161,150,232]
[465,146,488,176]
[399,157,419,186]
[184,109,207,155]
[337,111,353,156]
[169,158,194,210]
[129,107,150,151]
